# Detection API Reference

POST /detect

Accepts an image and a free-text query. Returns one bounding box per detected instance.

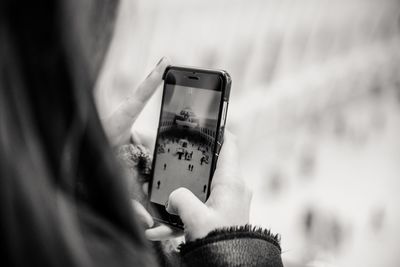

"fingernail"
[146,57,166,79]
[156,57,166,67]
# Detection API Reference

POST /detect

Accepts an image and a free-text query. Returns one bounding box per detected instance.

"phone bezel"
[147,65,231,229]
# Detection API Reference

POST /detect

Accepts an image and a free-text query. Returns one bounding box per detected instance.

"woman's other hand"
[101,57,170,147]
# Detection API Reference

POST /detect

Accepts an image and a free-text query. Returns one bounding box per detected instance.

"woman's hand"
[101,57,170,147]
[112,59,252,241]
[145,131,253,241]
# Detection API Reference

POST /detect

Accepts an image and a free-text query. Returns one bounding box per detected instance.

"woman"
[0,0,283,266]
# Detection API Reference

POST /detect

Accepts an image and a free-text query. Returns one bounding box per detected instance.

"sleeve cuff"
[179,224,283,267]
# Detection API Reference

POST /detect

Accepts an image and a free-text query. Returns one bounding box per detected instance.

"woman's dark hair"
[0,1,156,266]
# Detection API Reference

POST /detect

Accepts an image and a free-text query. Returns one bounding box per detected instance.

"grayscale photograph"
[2,0,400,267]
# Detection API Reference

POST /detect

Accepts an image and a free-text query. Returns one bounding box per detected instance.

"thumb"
[131,200,153,228]
[166,187,209,224]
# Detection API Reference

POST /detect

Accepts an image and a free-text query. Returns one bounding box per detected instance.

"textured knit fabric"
[179,225,283,267]
[117,143,284,267]
[115,144,152,206]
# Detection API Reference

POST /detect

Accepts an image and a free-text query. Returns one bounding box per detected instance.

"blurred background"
[94,0,400,266]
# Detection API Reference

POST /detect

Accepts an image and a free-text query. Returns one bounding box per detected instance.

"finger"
[167,187,209,224]
[130,130,142,146]
[116,57,170,120]
[142,182,149,197]
[145,224,183,241]
[103,57,170,146]
[131,200,154,228]
[212,130,241,186]
[131,128,155,151]
[135,57,170,102]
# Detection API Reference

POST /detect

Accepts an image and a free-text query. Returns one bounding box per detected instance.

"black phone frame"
[147,65,231,229]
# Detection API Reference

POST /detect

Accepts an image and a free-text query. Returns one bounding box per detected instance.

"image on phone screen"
[150,84,221,205]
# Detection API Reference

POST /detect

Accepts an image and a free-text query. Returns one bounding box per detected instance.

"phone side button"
[216,141,222,155]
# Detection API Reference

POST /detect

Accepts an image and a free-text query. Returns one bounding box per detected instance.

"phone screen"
[150,83,222,205]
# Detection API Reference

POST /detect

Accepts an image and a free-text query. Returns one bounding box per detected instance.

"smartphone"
[147,65,231,229]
